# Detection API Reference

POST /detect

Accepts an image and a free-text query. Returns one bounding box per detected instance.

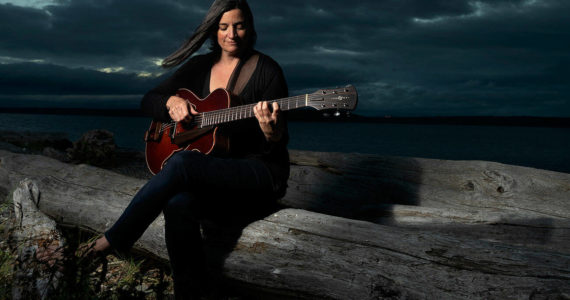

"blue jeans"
[104,150,277,299]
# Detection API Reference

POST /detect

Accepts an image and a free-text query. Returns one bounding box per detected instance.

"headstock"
[306,85,358,113]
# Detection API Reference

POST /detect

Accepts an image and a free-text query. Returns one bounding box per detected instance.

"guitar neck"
[198,94,310,128]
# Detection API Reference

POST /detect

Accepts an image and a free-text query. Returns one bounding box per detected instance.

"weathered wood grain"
[1,149,569,299]
[287,150,570,223]
[226,209,569,299]
[285,150,570,254]
[10,179,65,300]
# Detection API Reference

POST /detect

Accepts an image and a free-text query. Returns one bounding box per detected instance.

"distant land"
[1,107,569,128]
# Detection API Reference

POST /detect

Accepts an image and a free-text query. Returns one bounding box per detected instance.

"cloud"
[0,0,569,116]
[0,1,208,71]
[0,62,164,95]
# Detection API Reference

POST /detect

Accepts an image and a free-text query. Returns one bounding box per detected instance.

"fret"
[199,94,319,127]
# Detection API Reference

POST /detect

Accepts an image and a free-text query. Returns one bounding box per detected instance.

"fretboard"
[198,94,310,128]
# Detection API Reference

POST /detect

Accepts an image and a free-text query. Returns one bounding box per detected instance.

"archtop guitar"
[144,85,358,174]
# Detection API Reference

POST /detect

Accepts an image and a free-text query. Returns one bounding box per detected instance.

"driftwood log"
[10,179,64,300]
[0,149,569,299]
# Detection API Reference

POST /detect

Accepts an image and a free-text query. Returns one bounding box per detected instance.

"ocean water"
[1,113,569,173]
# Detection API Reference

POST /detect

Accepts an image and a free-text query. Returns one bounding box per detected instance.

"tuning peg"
[323,112,331,117]
[334,111,341,117]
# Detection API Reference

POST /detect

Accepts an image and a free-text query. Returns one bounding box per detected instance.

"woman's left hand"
[254,101,283,142]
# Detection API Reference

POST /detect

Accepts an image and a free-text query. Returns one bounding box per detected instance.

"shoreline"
[1,107,569,128]
[1,128,568,176]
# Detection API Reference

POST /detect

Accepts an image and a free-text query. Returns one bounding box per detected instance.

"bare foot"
[92,236,111,253]
[77,235,111,257]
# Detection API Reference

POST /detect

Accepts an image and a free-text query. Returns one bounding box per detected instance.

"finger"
[255,102,268,119]
[262,101,273,117]
[174,109,186,122]
[271,102,280,118]
[180,105,189,118]
[170,109,178,121]
[260,101,267,112]
[253,103,260,118]
[167,96,184,110]
[173,103,191,122]
[264,102,274,120]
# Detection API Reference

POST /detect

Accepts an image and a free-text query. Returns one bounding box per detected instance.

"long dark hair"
[161,0,257,68]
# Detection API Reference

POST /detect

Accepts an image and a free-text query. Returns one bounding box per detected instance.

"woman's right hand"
[166,96,198,122]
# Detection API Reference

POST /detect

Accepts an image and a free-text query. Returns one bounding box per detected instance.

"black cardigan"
[141,51,290,192]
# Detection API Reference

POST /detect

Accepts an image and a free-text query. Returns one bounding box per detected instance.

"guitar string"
[157,93,341,131]
[158,94,324,130]
[158,97,301,131]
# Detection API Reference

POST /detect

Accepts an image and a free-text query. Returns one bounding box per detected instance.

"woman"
[88,0,289,298]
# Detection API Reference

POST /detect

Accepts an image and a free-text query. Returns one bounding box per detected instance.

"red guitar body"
[144,88,232,175]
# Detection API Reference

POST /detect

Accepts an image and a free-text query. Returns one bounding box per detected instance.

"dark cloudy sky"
[0,0,569,116]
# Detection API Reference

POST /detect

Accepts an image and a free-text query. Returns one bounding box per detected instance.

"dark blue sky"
[0,0,569,116]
